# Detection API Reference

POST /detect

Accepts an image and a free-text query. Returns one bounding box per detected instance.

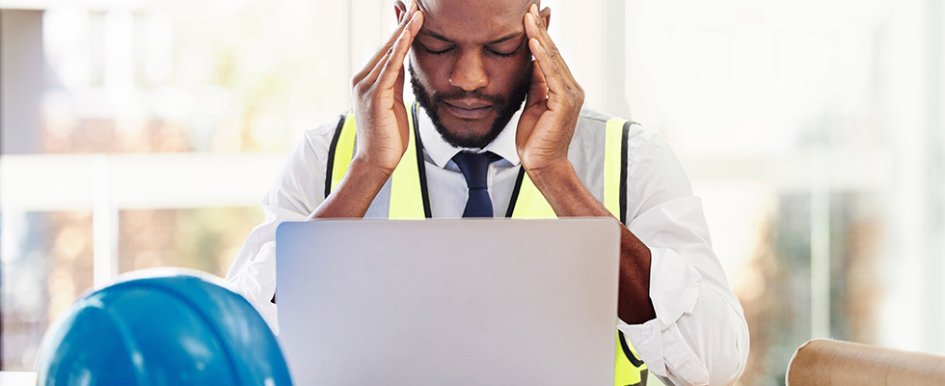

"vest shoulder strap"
[325,112,357,198]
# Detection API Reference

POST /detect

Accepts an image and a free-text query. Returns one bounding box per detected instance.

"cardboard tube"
[787,339,945,386]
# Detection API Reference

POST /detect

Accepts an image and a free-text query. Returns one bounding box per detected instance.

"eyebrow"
[419,29,525,45]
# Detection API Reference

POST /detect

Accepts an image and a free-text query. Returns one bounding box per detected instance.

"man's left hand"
[516,4,584,174]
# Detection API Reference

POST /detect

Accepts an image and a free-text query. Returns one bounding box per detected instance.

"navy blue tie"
[452,151,494,218]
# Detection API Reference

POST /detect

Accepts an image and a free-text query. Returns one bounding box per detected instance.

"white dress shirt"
[225,106,749,386]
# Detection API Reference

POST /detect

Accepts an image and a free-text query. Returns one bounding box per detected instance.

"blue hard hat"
[35,269,293,386]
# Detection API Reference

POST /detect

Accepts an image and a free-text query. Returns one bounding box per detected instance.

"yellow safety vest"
[325,102,649,386]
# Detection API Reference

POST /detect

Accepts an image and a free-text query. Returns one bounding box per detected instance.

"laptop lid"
[275,218,620,385]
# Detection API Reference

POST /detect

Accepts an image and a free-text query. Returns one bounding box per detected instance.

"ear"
[395,1,408,23]
[540,6,551,29]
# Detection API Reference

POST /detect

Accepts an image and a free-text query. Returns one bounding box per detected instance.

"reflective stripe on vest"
[325,102,648,386]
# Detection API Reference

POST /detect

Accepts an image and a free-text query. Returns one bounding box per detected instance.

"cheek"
[485,57,531,91]
[411,52,453,89]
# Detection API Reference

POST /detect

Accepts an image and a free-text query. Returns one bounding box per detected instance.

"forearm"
[308,157,391,219]
[527,161,656,324]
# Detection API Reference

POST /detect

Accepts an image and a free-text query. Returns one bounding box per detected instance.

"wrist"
[525,159,577,188]
[309,156,391,219]
[350,156,395,182]
[524,158,605,218]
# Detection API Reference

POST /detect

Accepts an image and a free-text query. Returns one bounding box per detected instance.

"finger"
[352,1,420,85]
[524,9,575,85]
[527,36,566,93]
[362,46,395,87]
[517,63,548,143]
[361,9,420,88]
[527,5,567,69]
[378,11,423,89]
[524,10,565,70]
[394,60,406,100]
[353,29,404,86]
[370,1,418,65]
[524,60,549,107]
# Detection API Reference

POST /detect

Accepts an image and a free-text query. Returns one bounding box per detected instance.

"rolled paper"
[787,339,945,386]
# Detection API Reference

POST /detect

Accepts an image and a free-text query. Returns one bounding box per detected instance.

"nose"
[448,50,489,92]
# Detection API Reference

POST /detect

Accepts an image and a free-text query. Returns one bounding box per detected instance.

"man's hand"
[516,4,585,175]
[309,3,423,220]
[351,2,424,176]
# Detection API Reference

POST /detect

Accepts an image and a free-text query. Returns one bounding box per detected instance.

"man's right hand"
[350,2,424,176]
[308,3,423,220]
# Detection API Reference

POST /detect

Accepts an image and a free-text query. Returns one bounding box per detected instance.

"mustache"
[431,89,506,107]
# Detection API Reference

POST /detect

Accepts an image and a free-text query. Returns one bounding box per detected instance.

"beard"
[409,63,531,149]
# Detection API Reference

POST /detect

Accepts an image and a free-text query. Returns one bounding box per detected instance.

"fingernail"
[531,4,538,15]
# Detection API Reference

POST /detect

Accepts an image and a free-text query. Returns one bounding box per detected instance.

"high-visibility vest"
[325,102,649,386]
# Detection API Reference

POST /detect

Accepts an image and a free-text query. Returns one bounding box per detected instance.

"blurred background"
[1,0,943,384]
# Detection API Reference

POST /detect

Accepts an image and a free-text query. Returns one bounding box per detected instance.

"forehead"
[419,0,533,43]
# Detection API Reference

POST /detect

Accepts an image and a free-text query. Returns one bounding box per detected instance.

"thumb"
[516,62,547,148]
[394,65,406,103]
[523,61,548,110]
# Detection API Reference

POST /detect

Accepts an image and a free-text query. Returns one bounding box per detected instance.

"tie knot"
[452,151,492,189]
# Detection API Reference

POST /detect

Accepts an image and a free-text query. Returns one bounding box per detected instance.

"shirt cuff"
[648,246,702,328]
[619,246,708,383]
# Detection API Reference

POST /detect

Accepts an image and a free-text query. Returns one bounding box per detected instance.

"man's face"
[405,0,539,149]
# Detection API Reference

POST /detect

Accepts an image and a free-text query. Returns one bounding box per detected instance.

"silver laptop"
[275,218,620,385]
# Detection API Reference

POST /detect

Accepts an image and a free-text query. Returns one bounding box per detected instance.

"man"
[226,0,749,385]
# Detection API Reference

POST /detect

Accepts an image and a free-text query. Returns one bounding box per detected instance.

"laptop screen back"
[275,218,620,385]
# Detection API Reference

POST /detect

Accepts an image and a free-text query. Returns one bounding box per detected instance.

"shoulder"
[574,108,692,200]
[573,108,660,150]
[617,122,695,218]
[299,114,347,155]
[263,115,346,210]
[575,109,615,132]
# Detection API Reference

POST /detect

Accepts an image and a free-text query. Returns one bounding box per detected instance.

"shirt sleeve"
[618,127,750,386]
[224,122,336,334]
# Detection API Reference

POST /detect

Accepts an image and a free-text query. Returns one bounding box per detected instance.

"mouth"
[441,99,494,120]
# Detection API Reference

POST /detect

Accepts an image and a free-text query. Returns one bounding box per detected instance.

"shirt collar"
[416,104,522,168]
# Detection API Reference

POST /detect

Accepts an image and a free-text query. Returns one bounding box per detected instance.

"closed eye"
[423,45,454,55]
[487,39,525,58]
[421,44,521,57]
[487,47,518,57]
